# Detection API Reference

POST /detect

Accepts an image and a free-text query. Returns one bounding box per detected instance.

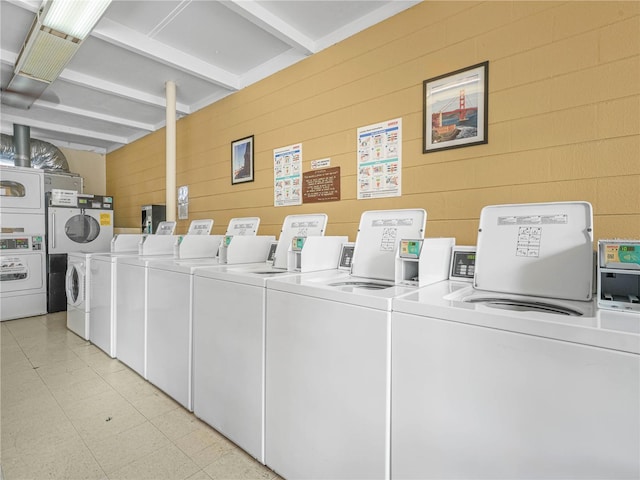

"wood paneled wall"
[107,1,640,244]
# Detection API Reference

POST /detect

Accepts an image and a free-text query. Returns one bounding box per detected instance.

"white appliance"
[145,217,261,410]
[390,201,639,479]
[192,213,333,463]
[391,282,639,479]
[263,209,430,480]
[114,227,179,377]
[66,250,104,339]
[0,233,46,321]
[89,234,147,357]
[0,165,45,233]
[46,191,114,254]
[46,192,114,313]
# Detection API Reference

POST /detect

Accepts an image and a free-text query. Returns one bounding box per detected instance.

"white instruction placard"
[357,118,401,199]
[274,143,302,206]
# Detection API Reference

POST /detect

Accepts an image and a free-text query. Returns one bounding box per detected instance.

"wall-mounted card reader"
[598,240,640,313]
[449,246,477,282]
[395,237,455,287]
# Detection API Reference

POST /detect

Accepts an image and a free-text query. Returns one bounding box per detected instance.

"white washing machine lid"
[392,282,639,354]
[194,262,302,287]
[271,213,328,270]
[225,217,260,236]
[474,201,593,301]
[266,268,420,310]
[352,209,426,281]
[147,257,222,274]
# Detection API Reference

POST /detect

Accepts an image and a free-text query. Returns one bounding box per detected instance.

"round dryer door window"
[65,215,100,243]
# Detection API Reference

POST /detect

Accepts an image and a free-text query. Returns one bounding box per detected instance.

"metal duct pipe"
[13,124,30,167]
[166,80,177,222]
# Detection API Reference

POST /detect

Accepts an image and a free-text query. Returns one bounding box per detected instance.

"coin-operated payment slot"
[218,235,234,264]
[598,239,640,313]
[289,236,307,271]
[396,237,455,287]
[286,236,349,273]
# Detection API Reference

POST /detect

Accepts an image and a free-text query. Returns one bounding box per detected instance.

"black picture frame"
[231,135,254,184]
[423,61,489,153]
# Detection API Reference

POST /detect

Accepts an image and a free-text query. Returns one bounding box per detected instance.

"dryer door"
[0,252,45,293]
[0,167,44,214]
[65,262,85,307]
[49,208,113,253]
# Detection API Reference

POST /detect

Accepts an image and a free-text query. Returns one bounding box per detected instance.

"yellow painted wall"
[61,147,106,195]
[107,1,640,244]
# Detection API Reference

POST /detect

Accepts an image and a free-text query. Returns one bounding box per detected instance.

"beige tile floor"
[1,312,281,480]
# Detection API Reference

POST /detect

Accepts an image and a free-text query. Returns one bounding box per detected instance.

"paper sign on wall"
[274,143,302,207]
[357,118,402,200]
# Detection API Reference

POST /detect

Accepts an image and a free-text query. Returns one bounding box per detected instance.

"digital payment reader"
[395,237,455,286]
[287,235,349,272]
[598,239,640,313]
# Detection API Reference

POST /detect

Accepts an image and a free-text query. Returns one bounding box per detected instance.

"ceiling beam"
[59,69,190,113]
[1,112,130,144]
[34,100,156,131]
[222,0,316,55]
[91,18,240,91]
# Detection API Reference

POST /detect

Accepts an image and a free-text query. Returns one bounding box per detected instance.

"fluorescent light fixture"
[13,0,111,83]
[42,0,112,40]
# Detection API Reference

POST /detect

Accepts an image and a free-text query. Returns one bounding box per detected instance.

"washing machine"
[145,218,261,410]
[192,213,335,464]
[89,233,149,357]
[0,233,46,320]
[0,165,45,233]
[263,209,433,480]
[46,191,114,312]
[113,224,180,377]
[390,201,640,479]
[66,249,111,340]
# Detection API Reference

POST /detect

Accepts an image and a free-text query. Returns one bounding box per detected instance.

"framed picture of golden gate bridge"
[423,61,488,153]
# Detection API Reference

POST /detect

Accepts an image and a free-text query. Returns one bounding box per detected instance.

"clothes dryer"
[192,213,332,464]
[145,218,261,410]
[89,234,147,357]
[0,165,45,233]
[263,209,427,480]
[0,233,46,320]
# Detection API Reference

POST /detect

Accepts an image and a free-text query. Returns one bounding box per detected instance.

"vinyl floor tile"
[0,312,278,480]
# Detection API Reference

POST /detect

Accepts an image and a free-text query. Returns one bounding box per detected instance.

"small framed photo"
[231,135,254,184]
[423,61,488,153]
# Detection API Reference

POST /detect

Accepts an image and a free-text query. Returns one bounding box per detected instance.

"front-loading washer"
[66,251,99,339]
[0,233,46,321]
[264,209,428,480]
[145,217,261,410]
[89,234,147,357]
[192,213,330,464]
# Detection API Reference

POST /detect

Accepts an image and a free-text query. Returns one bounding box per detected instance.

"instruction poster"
[274,143,302,206]
[357,118,401,199]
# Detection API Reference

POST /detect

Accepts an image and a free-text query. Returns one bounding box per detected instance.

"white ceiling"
[0,0,420,154]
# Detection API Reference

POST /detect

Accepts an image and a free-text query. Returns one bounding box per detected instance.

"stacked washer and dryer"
[0,166,47,320]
